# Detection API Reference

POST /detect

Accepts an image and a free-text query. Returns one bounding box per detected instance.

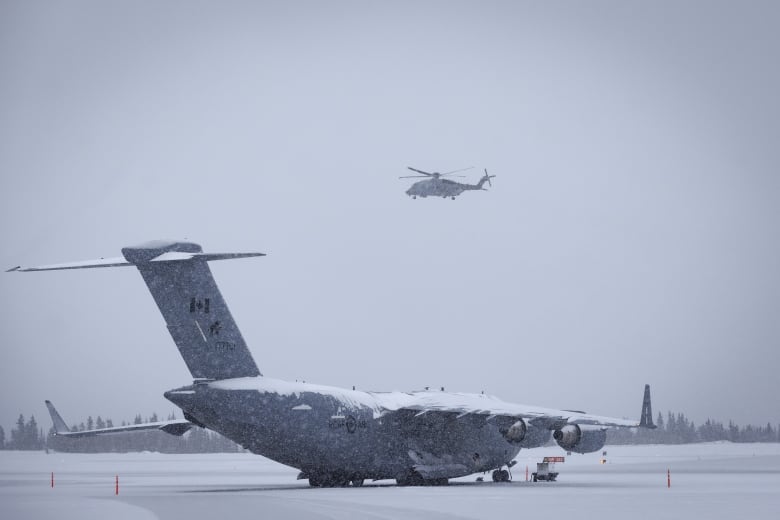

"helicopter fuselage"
[406,178,480,199]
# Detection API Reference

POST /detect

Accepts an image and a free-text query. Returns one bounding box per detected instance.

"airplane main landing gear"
[492,469,511,482]
[396,471,448,486]
[308,473,364,488]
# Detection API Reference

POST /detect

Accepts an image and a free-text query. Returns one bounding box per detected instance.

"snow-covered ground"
[2,442,779,519]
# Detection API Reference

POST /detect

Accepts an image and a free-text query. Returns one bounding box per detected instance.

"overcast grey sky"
[1,1,779,437]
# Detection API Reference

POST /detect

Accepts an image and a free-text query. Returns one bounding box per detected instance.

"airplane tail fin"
[12,240,264,380]
[45,400,70,434]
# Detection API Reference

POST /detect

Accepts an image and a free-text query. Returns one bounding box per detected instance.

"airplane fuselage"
[165,377,545,482]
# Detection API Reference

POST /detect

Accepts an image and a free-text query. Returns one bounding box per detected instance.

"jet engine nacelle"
[553,424,607,454]
[499,419,527,444]
[497,418,552,448]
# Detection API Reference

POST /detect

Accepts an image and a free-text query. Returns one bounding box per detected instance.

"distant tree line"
[1,412,242,453]
[607,411,780,444]
[0,415,46,450]
[2,409,778,452]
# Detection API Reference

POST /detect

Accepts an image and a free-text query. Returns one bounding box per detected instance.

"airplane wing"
[374,385,654,431]
[45,400,194,438]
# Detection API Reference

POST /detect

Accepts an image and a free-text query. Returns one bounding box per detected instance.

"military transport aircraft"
[9,240,654,487]
[402,166,496,199]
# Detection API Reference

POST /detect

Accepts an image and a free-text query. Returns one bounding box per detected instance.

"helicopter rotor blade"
[399,175,429,179]
[407,166,435,176]
[442,166,474,175]
[484,168,492,187]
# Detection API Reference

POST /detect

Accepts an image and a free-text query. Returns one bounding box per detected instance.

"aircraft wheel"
[329,474,350,487]
[397,471,425,486]
[311,474,349,487]
[492,469,510,482]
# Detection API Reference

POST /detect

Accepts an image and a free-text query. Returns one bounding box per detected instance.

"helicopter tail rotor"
[481,168,495,189]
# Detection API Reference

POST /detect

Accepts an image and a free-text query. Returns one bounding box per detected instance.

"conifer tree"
[12,414,25,449]
[26,416,40,449]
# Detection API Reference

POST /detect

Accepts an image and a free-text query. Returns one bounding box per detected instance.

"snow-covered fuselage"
[165,377,548,482]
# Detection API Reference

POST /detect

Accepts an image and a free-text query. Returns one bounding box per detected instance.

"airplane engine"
[499,419,527,443]
[553,425,606,454]
[519,424,553,448]
[497,417,552,448]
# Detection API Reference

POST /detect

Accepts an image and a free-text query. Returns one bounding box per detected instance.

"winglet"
[638,384,655,428]
[45,400,71,434]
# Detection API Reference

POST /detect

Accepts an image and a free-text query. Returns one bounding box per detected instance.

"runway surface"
[2,442,779,519]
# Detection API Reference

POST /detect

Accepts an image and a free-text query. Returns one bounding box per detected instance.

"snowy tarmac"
[2,442,779,519]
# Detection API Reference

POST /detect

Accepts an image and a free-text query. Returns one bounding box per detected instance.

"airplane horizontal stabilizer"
[12,240,265,380]
[8,257,132,272]
[9,251,264,272]
[45,400,194,438]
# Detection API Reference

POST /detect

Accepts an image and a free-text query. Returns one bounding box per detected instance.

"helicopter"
[401,166,495,199]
